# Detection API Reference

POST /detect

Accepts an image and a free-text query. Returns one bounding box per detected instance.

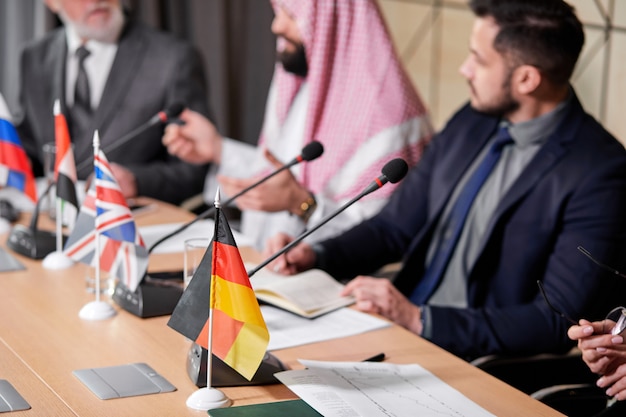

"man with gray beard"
[15,0,211,205]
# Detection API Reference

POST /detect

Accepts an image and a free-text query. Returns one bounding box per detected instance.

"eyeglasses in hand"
[537,246,626,336]
[577,246,626,279]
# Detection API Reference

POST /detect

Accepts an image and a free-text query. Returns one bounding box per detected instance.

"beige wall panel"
[379,2,429,53]
[569,0,606,26]
[379,0,626,142]
[571,29,607,131]
[380,1,474,129]
[612,1,626,27]
[605,31,626,144]
[434,8,474,128]
[379,2,436,124]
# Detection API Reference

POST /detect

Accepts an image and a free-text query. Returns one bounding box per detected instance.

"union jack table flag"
[64,132,148,292]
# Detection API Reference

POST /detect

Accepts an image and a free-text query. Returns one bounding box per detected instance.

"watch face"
[299,195,317,222]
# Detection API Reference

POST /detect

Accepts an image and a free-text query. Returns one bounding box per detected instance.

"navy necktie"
[410,126,514,305]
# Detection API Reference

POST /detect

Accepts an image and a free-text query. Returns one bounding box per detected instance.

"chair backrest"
[471,348,597,395]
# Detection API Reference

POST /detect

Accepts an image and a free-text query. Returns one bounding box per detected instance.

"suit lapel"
[395,110,499,294]
[428,112,499,227]
[40,30,67,132]
[489,139,566,223]
[471,96,584,271]
[50,32,67,112]
[93,23,145,147]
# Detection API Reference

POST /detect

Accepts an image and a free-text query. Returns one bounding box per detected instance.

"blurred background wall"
[1,0,625,146]
[379,0,626,144]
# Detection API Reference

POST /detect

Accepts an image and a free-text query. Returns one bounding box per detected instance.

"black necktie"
[69,46,93,148]
[74,46,92,112]
[410,127,514,304]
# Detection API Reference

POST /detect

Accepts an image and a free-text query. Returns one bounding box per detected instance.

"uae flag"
[168,204,269,381]
[53,100,78,224]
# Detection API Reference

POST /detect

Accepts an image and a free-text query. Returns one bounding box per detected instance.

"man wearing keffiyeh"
[163,0,433,251]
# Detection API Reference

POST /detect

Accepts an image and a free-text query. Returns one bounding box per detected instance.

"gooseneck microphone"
[148,140,324,253]
[75,102,185,172]
[7,182,63,259]
[247,158,409,277]
[112,140,324,318]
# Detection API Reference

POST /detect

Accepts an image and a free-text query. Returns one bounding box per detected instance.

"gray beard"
[59,6,124,44]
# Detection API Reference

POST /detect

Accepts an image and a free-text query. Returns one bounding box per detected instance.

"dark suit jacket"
[319,93,626,360]
[15,20,210,205]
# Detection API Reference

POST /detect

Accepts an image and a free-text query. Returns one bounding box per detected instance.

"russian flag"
[0,93,36,202]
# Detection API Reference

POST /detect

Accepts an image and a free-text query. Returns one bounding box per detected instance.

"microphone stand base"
[112,274,184,318]
[7,224,65,259]
[187,342,287,387]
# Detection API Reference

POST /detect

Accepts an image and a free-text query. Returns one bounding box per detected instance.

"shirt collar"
[507,91,573,148]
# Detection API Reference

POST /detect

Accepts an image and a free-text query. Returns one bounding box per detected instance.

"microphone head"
[301,141,324,161]
[382,158,409,184]
[165,102,184,119]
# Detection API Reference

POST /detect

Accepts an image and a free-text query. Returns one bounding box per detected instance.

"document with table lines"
[275,360,496,417]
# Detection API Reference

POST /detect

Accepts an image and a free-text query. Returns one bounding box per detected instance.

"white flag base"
[0,218,10,234]
[79,301,117,320]
[186,387,232,410]
[42,251,74,269]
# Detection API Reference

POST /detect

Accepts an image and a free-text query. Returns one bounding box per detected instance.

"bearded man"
[16,0,211,204]
[163,0,433,250]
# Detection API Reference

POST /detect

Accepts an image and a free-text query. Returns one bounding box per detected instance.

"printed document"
[275,360,496,417]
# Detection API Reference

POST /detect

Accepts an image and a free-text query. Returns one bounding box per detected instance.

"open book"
[248,265,355,319]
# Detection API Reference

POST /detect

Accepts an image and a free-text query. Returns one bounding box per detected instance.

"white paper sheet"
[276,360,496,417]
[263,305,390,351]
[139,219,254,253]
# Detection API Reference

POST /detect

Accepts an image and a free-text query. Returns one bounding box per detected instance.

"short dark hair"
[469,0,584,86]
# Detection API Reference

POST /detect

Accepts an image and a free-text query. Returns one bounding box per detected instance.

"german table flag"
[168,205,269,381]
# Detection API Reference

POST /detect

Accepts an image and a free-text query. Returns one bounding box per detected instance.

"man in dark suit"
[267,0,626,360]
[15,0,210,205]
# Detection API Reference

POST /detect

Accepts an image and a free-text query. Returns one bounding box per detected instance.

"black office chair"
[471,348,597,395]
[531,383,620,417]
[470,348,621,416]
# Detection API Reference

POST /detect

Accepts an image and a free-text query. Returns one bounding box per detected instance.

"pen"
[363,353,385,362]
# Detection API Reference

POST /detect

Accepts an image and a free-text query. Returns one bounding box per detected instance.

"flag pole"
[95,224,102,304]
[78,131,116,320]
[206,190,219,389]
[42,100,73,270]
[186,187,231,411]
[56,199,63,250]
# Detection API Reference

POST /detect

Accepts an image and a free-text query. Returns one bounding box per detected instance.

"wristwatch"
[298,193,317,223]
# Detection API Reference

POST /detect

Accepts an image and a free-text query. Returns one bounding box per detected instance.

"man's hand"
[341,276,423,335]
[109,163,137,199]
[162,109,222,164]
[263,233,317,275]
[568,318,626,399]
[218,148,311,214]
[568,319,626,375]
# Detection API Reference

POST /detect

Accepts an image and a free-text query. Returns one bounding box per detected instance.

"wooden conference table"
[0,198,565,416]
